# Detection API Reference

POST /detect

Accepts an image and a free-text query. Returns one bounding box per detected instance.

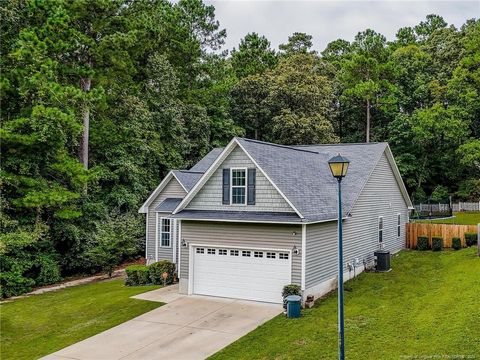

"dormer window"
[231,168,247,204]
[222,167,256,205]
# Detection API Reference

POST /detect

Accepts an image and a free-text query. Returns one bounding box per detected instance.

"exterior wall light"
[292,245,300,255]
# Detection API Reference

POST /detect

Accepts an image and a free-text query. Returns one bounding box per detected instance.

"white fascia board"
[384,144,414,209]
[172,138,239,215]
[234,139,304,219]
[138,172,174,213]
[166,217,304,225]
[165,215,348,225]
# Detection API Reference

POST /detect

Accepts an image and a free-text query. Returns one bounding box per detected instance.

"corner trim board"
[178,220,182,278]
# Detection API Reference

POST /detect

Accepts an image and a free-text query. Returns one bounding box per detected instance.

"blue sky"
[205,0,479,52]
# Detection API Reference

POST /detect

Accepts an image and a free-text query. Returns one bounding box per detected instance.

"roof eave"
[138,171,175,213]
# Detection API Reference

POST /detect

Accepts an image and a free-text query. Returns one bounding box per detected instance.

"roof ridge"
[173,170,204,174]
[294,142,386,147]
[239,137,319,154]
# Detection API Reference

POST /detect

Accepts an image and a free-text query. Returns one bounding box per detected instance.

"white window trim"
[154,213,158,261]
[397,213,401,238]
[159,216,172,248]
[378,216,384,243]
[230,167,247,205]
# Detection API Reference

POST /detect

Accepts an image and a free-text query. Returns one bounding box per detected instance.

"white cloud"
[205,0,479,52]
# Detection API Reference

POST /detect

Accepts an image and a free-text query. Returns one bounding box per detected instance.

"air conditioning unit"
[374,250,391,272]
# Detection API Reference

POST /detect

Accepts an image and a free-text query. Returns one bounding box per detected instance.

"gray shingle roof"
[189,148,224,172]
[155,198,183,212]
[170,148,223,192]
[169,210,302,223]
[236,138,388,222]
[172,170,203,192]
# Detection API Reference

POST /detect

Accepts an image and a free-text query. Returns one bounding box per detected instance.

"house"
[139,137,413,303]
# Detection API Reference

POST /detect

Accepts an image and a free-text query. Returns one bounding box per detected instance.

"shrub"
[465,233,478,247]
[282,284,302,309]
[125,265,149,286]
[282,284,301,299]
[0,270,35,299]
[149,260,176,285]
[451,237,461,250]
[417,236,429,250]
[35,255,62,286]
[431,236,443,251]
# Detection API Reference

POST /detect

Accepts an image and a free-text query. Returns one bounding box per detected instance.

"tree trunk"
[366,99,370,143]
[79,76,91,169]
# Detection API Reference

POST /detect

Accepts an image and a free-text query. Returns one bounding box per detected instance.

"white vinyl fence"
[452,202,480,212]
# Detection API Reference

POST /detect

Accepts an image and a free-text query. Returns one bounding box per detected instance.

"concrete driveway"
[42,285,282,360]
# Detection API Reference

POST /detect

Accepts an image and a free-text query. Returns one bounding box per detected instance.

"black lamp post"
[328,153,350,360]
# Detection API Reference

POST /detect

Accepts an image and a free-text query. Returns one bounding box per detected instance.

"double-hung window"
[231,168,246,205]
[378,216,384,243]
[397,213,401,237]
[159,217,171,247]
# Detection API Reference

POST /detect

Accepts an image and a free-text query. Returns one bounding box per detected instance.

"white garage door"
[192,246,291,303]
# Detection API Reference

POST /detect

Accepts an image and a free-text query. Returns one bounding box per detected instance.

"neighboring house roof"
[155,198,183,213]
[173,137,413,223]
[138,148,223,213]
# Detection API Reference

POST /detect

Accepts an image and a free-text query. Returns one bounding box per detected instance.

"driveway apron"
[41,285,282,360]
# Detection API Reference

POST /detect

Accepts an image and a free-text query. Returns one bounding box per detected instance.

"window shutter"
[222,168,230,204]
[247,168,256,205]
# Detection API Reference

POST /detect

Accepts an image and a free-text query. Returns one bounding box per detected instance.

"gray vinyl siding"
[305,152,409,289]
[146,178,187,262]
[180,221,302,286]
[305,221,338,289]
[187,146,293,212]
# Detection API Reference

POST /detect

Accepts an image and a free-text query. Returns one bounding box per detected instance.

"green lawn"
[211,248,480,360]
[414,211,480,225]
[1,279,162,360]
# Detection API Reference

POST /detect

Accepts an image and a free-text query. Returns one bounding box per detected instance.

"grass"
[1,279,162,360]
[414,211,480,225]
[210,248,480,360]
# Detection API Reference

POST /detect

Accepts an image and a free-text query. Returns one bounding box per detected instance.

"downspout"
[301,224,306,302]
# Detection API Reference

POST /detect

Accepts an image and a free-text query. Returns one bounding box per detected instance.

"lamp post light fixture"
[328,153,350,360]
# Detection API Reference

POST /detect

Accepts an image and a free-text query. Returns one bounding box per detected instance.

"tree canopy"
[1,1,478,297]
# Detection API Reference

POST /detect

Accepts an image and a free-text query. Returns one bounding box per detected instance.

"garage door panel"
[193,275,287,291]
[192,246,291,303]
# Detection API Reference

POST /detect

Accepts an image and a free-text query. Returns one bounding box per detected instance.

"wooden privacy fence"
[406,223,478,248]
